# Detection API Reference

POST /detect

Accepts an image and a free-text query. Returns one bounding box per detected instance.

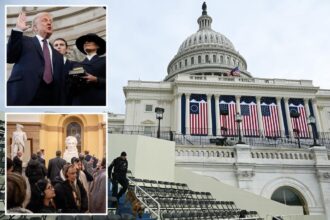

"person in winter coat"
[53,164,88,213]
[89,158,106,213]
[13,151,23,174]
[109,151,128,201]
[27,179,57,213]
[72,33,106,105]
[25,153,47,191]
[71,157,93,204]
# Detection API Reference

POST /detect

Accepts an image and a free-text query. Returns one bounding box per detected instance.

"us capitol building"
[109,3,330,219]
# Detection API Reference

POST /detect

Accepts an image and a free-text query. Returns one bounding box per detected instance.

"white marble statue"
[11,124,27,159]
[63,136,79,163]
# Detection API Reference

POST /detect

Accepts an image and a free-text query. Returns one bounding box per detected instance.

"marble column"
[235,96,241,114]
[176,94,182,134]
[235,96,243,135]
[284,97,293,137]
[256,96,264,137]
[207,94,213,135]
[312,99,322,134]
[215,95,220,136]
[185,93,190,135]
[304,98,312,137]
[276,97,285,137]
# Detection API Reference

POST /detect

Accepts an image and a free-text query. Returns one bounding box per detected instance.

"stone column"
[235,95,241,114]
[235,96,243,135]
[256,96,264,137]
[276,97,285,137]
[304,98,313,137]
[235,144,255,191]
[207,94,213,135]
[215,95,220,136]
[312,99,322,134]
[312,146,330,220]
[284,97,293,137]
[176,94,182,134]
[185,93,190,135]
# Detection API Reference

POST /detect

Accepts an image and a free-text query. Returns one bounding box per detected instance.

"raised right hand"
[16,11,30,31]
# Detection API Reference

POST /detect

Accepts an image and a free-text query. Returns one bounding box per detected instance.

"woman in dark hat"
[74,33,106,105]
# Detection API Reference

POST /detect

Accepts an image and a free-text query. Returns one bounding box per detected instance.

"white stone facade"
[175,145,330,217]
[110,3,330,218]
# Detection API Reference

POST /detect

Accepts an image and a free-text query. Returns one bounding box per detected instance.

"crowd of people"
[7,150,106,214]
[7,11,106,106]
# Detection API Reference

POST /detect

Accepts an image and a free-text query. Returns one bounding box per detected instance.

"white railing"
[177,74,314,87]
[251,148,313,161]
[128,177,161,219]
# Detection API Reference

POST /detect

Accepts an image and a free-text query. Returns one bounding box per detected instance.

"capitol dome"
[165,2,251,81]
[178,29,236,54]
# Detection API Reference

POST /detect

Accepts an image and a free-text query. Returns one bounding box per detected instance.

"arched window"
[213,55,216,63]
[220,55,223,63]
[271,186,308,215]
[191,57,194,65]
[198,56,201,64]
[205,55,209,63]
[185,59,187,67]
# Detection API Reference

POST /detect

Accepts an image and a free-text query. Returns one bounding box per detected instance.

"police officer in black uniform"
[109,151,128,201]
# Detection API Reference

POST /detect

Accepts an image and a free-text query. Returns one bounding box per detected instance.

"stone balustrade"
[175,145,330,164]
[176,75,314,87]
[175,145,236,163]
[251,148,313,160]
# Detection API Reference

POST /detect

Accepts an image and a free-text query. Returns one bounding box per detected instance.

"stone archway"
[271,186,309,215]
[260,177,316,215]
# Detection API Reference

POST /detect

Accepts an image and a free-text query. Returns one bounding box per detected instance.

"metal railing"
[128,177,161,219]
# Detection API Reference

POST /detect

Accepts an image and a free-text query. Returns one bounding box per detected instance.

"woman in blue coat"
[73,33,106,106]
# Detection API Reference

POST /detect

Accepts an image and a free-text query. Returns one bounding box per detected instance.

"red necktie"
[42,39,53,84]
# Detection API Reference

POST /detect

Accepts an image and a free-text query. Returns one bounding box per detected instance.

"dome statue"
[63,136,79,163]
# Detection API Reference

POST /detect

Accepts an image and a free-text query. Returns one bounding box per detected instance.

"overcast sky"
[108,0,330,114]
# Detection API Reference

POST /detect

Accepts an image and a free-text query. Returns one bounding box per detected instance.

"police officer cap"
[121,151,127,157]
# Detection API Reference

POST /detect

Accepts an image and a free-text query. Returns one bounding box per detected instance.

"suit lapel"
[32,36,44,59]
[51,46,57,71]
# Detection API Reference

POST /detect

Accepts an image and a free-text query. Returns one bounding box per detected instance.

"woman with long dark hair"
[27,179,57,213]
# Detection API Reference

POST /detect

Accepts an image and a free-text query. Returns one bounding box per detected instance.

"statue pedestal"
[22,140,31,167]
[63,150,79,163]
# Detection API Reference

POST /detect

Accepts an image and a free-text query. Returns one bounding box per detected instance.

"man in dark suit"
[7,12,65,105]
[53,38,76,105]
[37,151,45,166]
[47,150,67,185]
[13,151,23,174]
